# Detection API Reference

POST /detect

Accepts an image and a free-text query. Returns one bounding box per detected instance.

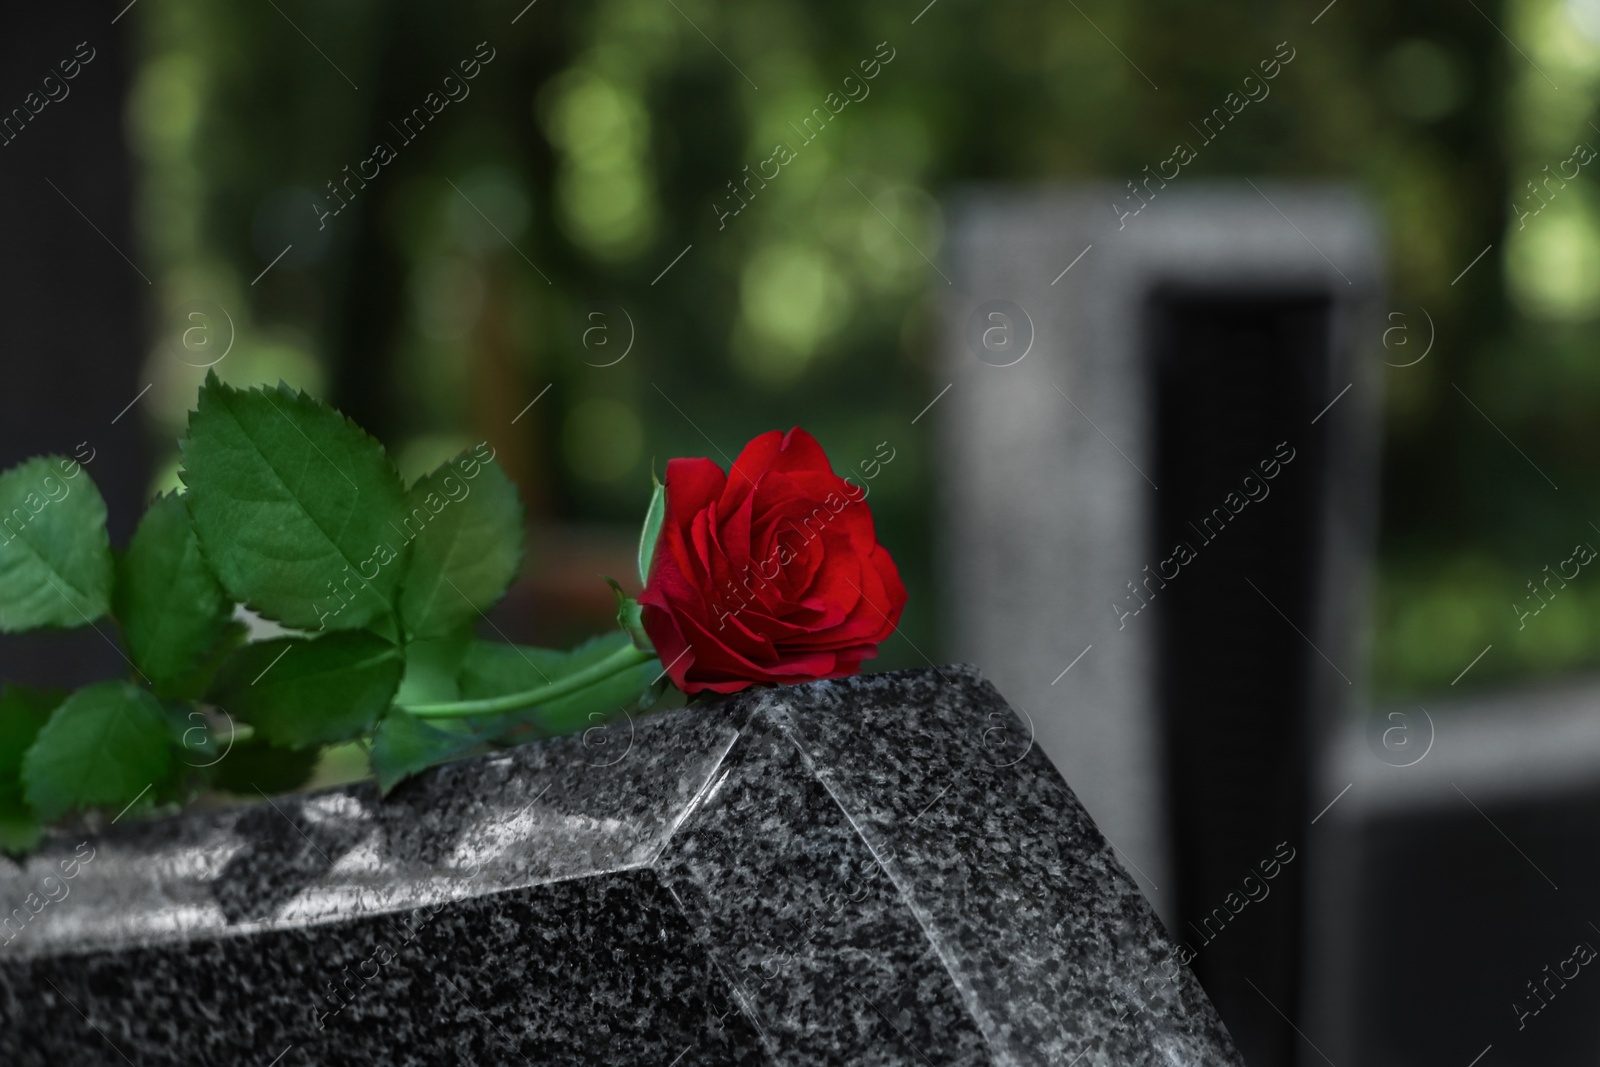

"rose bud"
[639,428,907,694]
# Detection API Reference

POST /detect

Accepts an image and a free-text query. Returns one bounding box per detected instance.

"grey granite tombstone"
[0,666,1243,1066]
[936,185,1383,1064]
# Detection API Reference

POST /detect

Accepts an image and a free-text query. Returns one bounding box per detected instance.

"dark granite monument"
[0,666,1242,1066]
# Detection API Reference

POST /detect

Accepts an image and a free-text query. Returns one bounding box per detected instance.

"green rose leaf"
[211,737,322,796]
[0,793,40,855]
[0,456,113,633]
[180,373,409,632]
[397,448,524,639]
[395,630,472,706]
[21,681,173,822]
[637,472,666,587]
[209,631,405,748]
[115,492,236,695]
[458,631,660,737]
[155,620,250,704]
[0,686,65,854]
[163,703,211,755]
[369,708,479,794]
[605,578,653,653]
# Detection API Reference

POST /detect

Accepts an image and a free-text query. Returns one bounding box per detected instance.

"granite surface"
[0,665,1243,1066]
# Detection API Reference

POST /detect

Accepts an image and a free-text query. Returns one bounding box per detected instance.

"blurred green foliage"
[127,0,1600,697]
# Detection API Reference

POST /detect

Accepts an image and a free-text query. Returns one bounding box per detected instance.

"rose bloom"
[639,428,907,694]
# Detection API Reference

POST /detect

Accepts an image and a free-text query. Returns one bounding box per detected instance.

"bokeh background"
[76,0,1600,699]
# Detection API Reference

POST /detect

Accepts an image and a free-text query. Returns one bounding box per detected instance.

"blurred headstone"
[1306,679,1600,1066]
[937,184,1382,1067]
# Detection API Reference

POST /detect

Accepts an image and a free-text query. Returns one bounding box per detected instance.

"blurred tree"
[124,0,1600,693]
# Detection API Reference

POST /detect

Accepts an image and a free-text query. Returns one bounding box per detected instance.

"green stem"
[399,641,655,720]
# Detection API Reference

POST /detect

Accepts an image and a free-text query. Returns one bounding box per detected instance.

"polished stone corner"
[0,666,1242,1066]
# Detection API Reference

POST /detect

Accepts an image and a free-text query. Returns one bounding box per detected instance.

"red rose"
[639,428,907,694]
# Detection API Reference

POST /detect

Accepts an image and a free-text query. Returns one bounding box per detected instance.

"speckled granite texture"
[0,666,1242,1066]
